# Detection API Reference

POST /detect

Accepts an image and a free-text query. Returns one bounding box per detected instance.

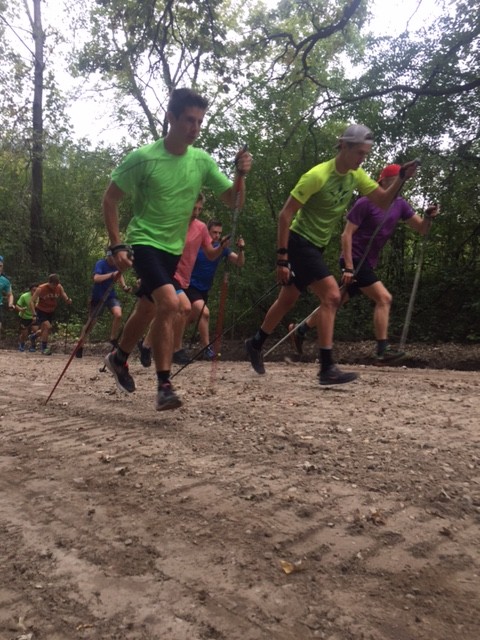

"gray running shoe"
[245,338,265,374]
[105,352,135,393]
[319,365,358,386]
[156,382,182,411]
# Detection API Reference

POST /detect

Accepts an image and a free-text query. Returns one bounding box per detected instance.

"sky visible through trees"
[4,0,444,145]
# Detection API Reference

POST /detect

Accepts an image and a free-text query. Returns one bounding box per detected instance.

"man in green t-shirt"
[103,88,252,411]
[245,124,417,384]
[15,284,39,352]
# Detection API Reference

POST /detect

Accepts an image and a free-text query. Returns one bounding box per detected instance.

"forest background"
[0,0,479,346]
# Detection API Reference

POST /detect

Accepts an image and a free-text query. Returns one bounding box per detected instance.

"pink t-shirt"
[174,219,212,289]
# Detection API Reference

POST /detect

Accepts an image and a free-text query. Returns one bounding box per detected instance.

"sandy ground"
[0,346,479,640]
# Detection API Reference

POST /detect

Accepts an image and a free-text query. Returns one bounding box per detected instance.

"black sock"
[115,346,129,364]
[297,321,310,337]
[157,371,170,385]
[251,328,269,350]
[377,339,389,356]
[319,348,334,372]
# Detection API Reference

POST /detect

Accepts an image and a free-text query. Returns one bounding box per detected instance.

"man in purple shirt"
[290,164,438,362]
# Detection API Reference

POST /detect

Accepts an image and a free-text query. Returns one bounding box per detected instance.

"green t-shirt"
[290,158,378,248]
[17,291,33,320]
[111,139,232,255]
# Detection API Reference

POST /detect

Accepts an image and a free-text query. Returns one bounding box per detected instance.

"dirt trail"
[0,350,479,640]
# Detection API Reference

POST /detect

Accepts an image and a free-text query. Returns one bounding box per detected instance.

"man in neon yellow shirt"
[245,124,417,384]
[103,88,252,411]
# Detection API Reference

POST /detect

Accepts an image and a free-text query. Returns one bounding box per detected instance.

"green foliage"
[0,0,479,345]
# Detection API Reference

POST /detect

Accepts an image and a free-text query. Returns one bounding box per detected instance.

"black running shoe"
[173,349,190,365]
[288,323,305,355]
[137,340,152,368]
[75,346,84,358]
[245,338,265,374]
[375,346,405,364]
[319,364,358,386]
[105,352,135,393]
[156,382,182,411]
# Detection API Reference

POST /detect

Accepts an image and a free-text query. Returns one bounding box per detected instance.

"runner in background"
[15,283,39,352]
[184,219,245,360]
[76,250,131,358]
[30,274,72,356]
[0,256,15,339]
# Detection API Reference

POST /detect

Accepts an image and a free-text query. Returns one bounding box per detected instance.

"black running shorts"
[185,286,208,304]
[288,231,331,292]
[339,258,380,298]
[132,245,181,298]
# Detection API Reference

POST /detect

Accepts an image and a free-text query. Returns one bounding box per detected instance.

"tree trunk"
[30,0,45,269]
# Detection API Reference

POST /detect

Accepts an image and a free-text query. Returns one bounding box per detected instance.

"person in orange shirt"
[30,274,72,355]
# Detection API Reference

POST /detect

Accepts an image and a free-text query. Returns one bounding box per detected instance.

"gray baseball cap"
[338,124,374,145]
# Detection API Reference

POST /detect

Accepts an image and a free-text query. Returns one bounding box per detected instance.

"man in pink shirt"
[172,193,232,363]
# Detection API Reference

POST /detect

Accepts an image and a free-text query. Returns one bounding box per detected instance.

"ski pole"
[212,145,248,361]
[399,209,435,351]
[63,305,72,354]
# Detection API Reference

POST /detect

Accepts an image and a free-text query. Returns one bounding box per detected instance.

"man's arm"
[30,289,40,315]
[366,160,419,210]
[340,221,360,269]
[203,236,231,261]
[93,271,119,283]
[228,236,245,267]
[59,285,72,304]
[276,196,303,285]
[119,274,131,292]
[340,220,360,284]
[218,149,252,209]
[405,204,439,235]
[103,181,132,271]
[15,295,26,313]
